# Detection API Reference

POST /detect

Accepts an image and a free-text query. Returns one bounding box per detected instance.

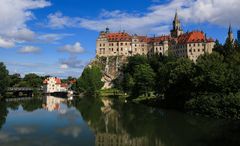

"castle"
[96,11,216,62]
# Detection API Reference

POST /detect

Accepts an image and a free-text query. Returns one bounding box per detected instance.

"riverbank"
[100,89,240,120]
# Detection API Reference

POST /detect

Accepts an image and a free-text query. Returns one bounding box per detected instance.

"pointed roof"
[228,24,233,34]
[174,10,179,21]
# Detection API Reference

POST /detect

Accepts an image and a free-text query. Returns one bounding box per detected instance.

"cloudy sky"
[0,0,239,78]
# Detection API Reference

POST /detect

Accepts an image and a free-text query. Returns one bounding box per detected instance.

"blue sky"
[0,0,239,78]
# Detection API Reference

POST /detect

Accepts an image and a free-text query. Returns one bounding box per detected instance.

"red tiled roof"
[61,83,68,88]
[106,32,132,41]
[149,36,170,43]
[55,78,61,84]
[69,79,77,84]
[177,31,214,44]
[137,36,149,43]
[43,77,62,84]
[43,79,48,84]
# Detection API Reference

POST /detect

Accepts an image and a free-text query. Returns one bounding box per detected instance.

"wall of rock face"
[88,56,127,89]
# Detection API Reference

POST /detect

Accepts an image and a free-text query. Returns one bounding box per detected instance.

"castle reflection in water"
[1,96,239,146]
[90,98,164,146]
[42,96,164,146]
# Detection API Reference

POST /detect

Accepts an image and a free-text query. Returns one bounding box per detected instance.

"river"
[0,96,240,146]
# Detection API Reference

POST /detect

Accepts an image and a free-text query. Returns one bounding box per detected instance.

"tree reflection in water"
[75,96,240,146]
[0,96,239,146]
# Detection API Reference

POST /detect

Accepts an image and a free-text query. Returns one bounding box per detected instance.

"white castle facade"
[96,11,215,62]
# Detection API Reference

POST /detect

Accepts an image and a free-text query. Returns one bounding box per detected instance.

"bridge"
[7,87,43,91]
[7,87,43,97]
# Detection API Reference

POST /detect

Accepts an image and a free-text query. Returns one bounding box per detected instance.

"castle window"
[120,43,123,46]
[194,49,196,52]
[100,44,102,47]
[198,49,200,52]
[125,43,127,45]
[121,48,123,51]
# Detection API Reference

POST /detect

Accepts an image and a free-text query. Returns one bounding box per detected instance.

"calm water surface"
[0,96,240,146]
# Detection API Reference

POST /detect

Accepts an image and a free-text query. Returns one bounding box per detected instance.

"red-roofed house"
[43,77,68,93]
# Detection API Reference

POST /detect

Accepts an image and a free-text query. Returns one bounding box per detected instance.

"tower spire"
[228,24,234,43]
[228,24,233,34]
[171,10,183,38]
[174,9,179,22]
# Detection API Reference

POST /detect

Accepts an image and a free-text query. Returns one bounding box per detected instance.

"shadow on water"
[0,96,240,146]
[74,97,240,146]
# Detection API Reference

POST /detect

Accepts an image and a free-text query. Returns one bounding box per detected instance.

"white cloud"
[38,33,73,43]
[0,37,15,48]
[19,46,41,54]
[59,42,85,54]
[47,12,78,29]
[46,0,240,35]
[60,64,69,69]
[59,56,85,69]
[0,0,51,48]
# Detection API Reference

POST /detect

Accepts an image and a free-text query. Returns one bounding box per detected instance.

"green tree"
[9,73,21,87]
[0,62,10,97]
[23,73,42,88]
[163,58,195,108]
[77,66,104,96]
[213,39,224,55]
[121,73,135,94]
[125,55,148,75]
[132,64,156,97]
[193,52,229,93]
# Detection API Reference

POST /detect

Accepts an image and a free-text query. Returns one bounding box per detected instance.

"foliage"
[115,38,240,119]
[132,64,156,97]
[23,73,42,88]
[0,102,8,129]
[9,73,21,87]
[186,93,240,119]
[0,62,10,97]
[193,53,229,93]
[77,65,104,96]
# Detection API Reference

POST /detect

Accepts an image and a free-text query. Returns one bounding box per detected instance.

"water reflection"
[0,96,239,146]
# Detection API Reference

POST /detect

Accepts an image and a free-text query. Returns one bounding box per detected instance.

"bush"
[186,93,240,119]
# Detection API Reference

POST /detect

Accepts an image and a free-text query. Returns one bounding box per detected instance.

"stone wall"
[88,56,128,89]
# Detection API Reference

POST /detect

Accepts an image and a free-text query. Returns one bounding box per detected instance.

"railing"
[7,87,43,92]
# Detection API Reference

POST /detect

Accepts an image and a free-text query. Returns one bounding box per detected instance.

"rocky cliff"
[88,56,127,89]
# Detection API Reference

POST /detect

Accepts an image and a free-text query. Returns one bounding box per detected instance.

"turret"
[227,24,234,44]
[105,27,110,33]
[171,10,184,38]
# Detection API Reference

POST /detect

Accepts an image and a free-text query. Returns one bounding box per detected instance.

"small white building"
[43,77,68,93]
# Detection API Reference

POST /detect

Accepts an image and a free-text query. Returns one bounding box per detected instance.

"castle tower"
[227,24,234,44]
[105,27,110,33]
[171,10,184,38]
